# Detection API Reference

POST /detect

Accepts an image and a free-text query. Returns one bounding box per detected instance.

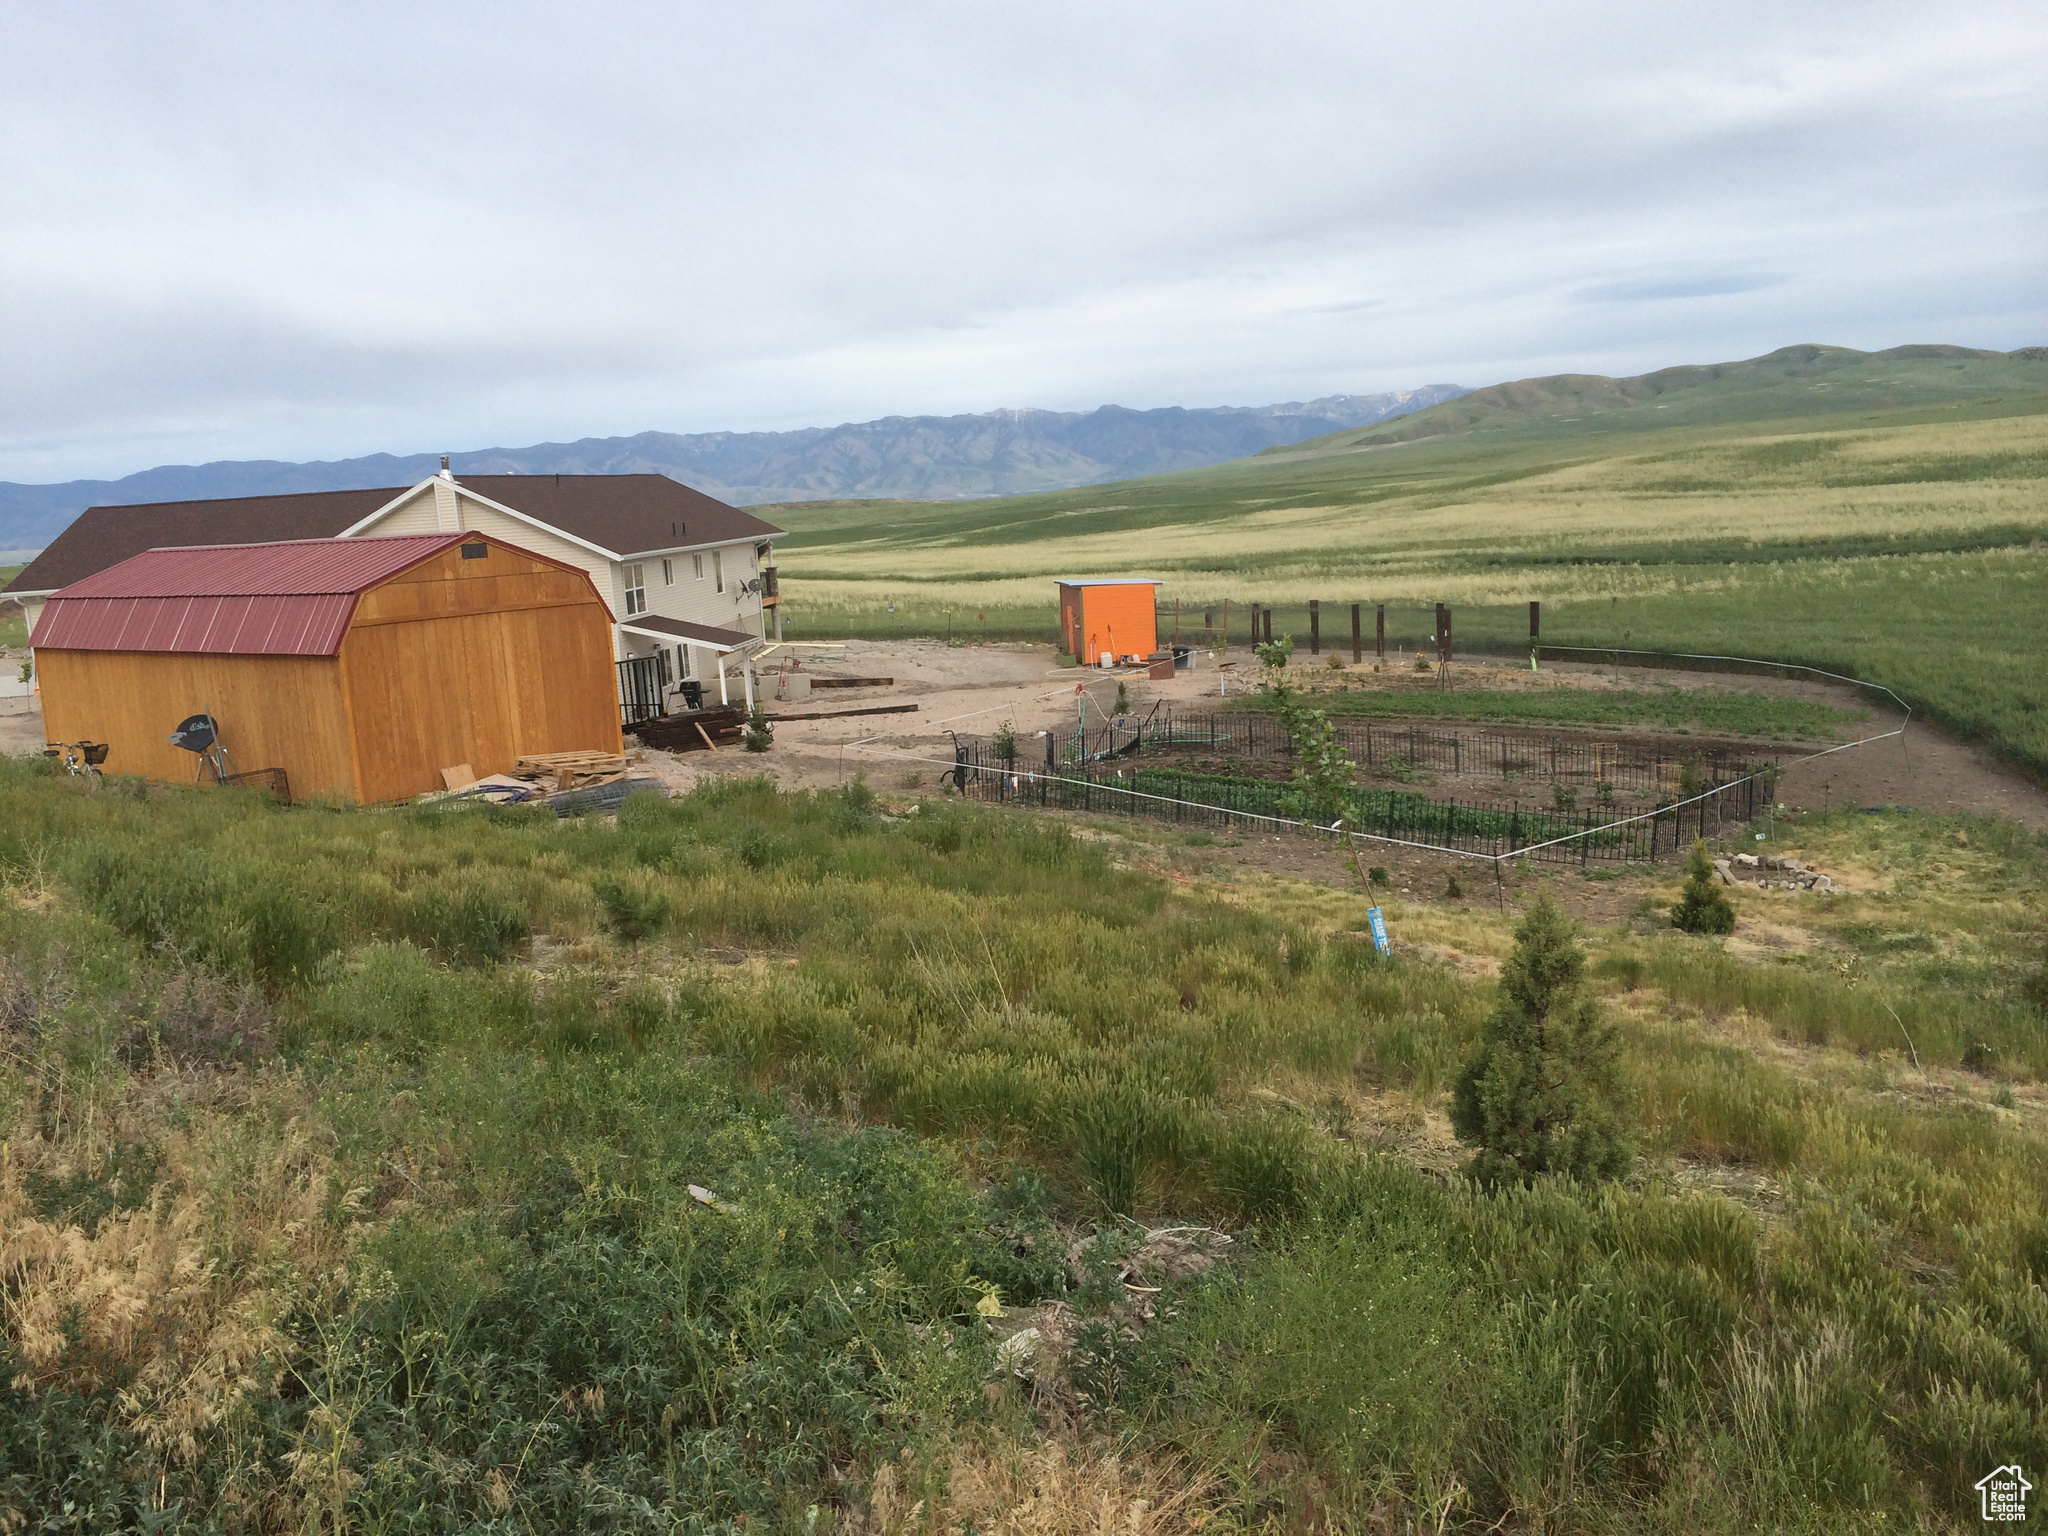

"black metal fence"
[1056,706,1762,797]
[947,729,1776,864]
[617,653,671,727]
[1134,709,1757,796]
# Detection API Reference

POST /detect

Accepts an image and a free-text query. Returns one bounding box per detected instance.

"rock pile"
[1712,852,1835,894]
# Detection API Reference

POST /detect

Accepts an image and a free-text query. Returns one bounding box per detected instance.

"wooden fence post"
[1309,600,1320,654]
[1376,604,1386,663]
[1351,603,1362,663]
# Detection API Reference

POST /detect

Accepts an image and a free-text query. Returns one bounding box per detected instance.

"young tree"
[1450,891,1631,1185]
[1255,636,1356,828]
[1671,837,1736,935]
[743,706,774,753]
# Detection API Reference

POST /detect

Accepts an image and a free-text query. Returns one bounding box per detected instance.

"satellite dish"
[168,713,234,783]
[168,713,219,753]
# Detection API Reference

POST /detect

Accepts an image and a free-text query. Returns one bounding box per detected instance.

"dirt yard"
[646,639,2048,834]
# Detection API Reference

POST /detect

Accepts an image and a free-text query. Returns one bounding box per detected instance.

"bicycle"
[53,740,109,784]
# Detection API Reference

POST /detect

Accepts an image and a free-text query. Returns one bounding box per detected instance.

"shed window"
[661,558,674,585]
[460,542,488,560]
[713,551,724,594]
[623,563,647,616]
[692,553,704,580]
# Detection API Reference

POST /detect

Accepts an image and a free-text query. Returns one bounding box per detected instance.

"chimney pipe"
[439,454,452,478]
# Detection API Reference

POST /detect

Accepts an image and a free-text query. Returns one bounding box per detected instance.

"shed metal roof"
[30,534,469,657]
[1054,577,1162,587]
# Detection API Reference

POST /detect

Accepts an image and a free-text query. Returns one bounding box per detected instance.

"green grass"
[3,765,2046,1529]
[1233,683,1863,738]
[0,565,24,648]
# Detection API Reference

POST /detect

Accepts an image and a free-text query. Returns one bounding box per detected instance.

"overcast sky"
[3,1,2043,482]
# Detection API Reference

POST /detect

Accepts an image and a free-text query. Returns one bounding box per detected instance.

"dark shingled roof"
[454,475,784,559]
[4,474,785,597]
[7,488,397,595]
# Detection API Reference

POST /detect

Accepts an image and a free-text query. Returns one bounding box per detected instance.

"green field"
[4,763,2046,1529]
[0,565,23,649]
[770,348,2048,775]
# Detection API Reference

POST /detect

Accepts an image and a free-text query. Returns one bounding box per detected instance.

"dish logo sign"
[1976,1464,2030,1523]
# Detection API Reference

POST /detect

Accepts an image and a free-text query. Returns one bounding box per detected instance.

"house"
[1055,578,1161,666]
[4,467,787,711]
[31,532,620,802]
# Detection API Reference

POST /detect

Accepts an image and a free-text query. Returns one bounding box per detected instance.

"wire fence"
[942,739,1776,865]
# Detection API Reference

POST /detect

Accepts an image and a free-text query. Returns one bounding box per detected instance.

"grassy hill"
[771,356,2048,776]
[1275,343,2048,453]
[4,760,2045,1529]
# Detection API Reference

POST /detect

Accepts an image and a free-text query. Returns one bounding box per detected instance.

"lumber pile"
[628,705,748,752]
[511,749,643,792]
[415,747,662,811]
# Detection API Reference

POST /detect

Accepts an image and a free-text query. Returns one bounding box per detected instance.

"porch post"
[718,656,730,706]
[743,659,756,713]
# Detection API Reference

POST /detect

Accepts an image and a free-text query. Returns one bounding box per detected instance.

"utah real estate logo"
[1976,1464,2030,1523]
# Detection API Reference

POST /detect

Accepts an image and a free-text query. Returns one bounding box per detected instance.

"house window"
[676,644,691,679]
[661,558,673,585]
[693,553,704,580]
[713,551,724,594]
[623,563,647,616]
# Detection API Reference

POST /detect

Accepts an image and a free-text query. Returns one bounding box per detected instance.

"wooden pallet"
[511,749,641,790]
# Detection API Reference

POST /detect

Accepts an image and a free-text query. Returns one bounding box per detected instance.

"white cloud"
[0,0,2042,479]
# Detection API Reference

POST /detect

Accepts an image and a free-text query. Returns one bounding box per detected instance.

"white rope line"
[839,646,1918,867]
[1507,648,1912,858]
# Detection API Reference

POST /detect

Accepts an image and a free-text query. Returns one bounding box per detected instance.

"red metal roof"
[30,534,466,656]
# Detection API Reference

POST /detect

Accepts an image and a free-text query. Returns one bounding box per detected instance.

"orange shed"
[32,531,622,803]
[1056,579,1160,666]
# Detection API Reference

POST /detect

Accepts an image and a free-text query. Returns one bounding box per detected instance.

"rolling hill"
[1269,343,2048,455]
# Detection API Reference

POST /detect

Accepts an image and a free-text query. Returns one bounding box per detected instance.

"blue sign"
[1366,906,1390,956]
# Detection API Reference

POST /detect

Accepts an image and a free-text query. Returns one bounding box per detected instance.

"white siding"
[359,487,444,536]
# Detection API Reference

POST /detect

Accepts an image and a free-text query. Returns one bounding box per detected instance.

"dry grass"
[0,1069,371,1497]
[867,1438,1224,1536]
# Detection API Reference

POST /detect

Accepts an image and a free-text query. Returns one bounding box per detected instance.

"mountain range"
[0,387,1467,555]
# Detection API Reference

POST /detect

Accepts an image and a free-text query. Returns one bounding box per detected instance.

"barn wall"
[34,649,356,797]
[339,543,621,802]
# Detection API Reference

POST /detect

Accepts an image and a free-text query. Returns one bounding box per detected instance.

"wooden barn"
[31,532,621,803]
[1055,578,1160,666]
